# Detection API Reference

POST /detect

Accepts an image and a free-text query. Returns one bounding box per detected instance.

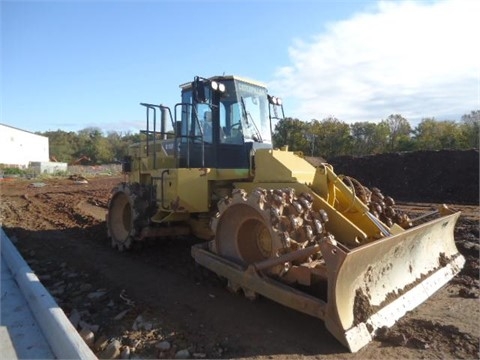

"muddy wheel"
[341,176,412,229]
[211,188,330,276]
[107,183,151,251]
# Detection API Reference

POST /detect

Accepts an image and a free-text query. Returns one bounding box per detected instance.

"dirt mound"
[328,149,479,205]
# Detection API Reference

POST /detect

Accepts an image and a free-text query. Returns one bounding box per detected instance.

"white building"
[0,124,49,167]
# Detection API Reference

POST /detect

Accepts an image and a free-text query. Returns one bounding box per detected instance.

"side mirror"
[192,77,207,103]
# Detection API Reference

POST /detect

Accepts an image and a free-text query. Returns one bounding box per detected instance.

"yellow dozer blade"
[193,211,464,352]
[192,152,465,352]
[321,211,464,352]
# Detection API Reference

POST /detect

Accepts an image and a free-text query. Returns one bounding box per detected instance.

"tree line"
[37,128,144,164]
[273,110,479,158]
[38,110,479,164]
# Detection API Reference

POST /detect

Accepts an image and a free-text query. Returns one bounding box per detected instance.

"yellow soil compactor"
[106,75,464,352]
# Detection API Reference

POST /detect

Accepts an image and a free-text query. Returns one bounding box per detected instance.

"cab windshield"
[218,80,271,144]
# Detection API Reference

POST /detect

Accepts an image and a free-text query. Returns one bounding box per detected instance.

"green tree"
[459,110,480,149]
[413,118,463,150]
[107,131,130,162]
[272,117,309,153]
[381,114,413,152]
[39,130,79,163]
[94,136,114,163]
[350,121,390,155]
[77,127,113,163]
[310,117,352,158]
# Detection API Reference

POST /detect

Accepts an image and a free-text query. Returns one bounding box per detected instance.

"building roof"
[0,123,47,138]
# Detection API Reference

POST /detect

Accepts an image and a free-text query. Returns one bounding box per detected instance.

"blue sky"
[2,0,479,134]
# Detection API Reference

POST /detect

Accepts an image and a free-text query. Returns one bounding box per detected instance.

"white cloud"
[270,0,480,123]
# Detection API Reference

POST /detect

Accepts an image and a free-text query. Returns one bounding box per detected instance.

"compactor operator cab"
[176,75,284,169]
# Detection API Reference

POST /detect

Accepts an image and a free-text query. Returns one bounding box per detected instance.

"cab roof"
[179,75,267,90]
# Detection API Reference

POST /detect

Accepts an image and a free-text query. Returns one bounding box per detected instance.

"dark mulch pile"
[327,150,479,205]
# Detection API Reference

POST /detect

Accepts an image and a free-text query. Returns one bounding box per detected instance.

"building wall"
[0,124,49,167]
[29,162,68,174]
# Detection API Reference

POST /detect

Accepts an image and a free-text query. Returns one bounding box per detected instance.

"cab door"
[217,100,250,169]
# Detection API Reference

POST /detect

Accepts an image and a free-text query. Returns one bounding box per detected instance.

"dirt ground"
[1,151,479,359]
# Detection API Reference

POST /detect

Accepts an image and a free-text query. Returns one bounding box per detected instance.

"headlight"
[211,81,225,93]
[268,95,282,105]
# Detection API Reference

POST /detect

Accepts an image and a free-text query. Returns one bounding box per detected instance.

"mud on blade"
[322,212,465,352]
